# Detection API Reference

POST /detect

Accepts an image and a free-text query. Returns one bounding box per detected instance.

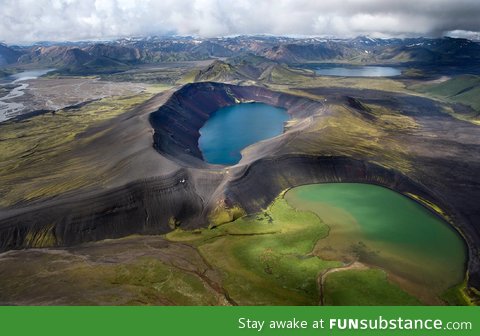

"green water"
[285,183,467,302]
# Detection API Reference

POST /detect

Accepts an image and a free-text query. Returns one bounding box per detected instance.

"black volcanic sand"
[0,82,479,297]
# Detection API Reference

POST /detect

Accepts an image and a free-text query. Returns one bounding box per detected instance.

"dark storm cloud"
[1,0,479,43]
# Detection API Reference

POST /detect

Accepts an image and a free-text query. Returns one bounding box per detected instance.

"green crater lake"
[198,103,289,165]
[285,183,467,302]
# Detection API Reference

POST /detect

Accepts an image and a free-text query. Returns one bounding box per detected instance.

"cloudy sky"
[1,0,480,43]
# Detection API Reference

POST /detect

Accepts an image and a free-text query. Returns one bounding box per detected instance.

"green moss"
[178,69,200,84]
[414,75,480,106]
[266,75,408,94]
[441,280,478,306]
[402,68,426,77]
[405,192,450,221]
[0,246,225,306]
[411,75,480,123]
[166,228,221,245]
[286,104,413,174]
[24,225,58,248]
[169,196,340,305]
[208,204,246,227]
[168,217,180,229]
[324,269,421,306]
[366,103,419,131]
[111,257,218,305]
[0,90,165,207]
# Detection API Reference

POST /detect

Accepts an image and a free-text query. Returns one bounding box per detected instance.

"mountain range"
[1,35,480,75]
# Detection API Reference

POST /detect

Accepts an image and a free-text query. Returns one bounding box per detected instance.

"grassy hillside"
[0,88,167,207]
[414,75,480,112]
[324,269,420,306]
[167,196,423,305]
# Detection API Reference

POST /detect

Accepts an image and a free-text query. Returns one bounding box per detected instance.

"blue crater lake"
[198,103,289,165]
[315,65,401,77]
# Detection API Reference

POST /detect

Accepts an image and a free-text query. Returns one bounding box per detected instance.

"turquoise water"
[315,65,401,77]
[198,103,289,165]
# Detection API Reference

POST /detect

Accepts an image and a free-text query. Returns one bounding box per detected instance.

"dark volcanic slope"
[150,82,316,165]
[0,82,479,293]
[0,169,204,249]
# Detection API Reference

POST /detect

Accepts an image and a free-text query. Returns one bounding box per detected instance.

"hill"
[182,54,314,84]
[18,46,94,67]
[414,75,480,112]
[84,44,141,63]
[0,44,22,65]
[17,45,134,74]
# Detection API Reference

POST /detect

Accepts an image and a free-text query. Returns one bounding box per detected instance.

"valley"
[0,35,479,306]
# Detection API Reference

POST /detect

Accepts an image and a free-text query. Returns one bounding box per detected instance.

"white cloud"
[0,0,479,43]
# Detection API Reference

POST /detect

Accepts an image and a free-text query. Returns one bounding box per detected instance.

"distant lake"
[0,68,54,122]
[198,103,289,165]
[9,68,55,82]
[315,65,401,77]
